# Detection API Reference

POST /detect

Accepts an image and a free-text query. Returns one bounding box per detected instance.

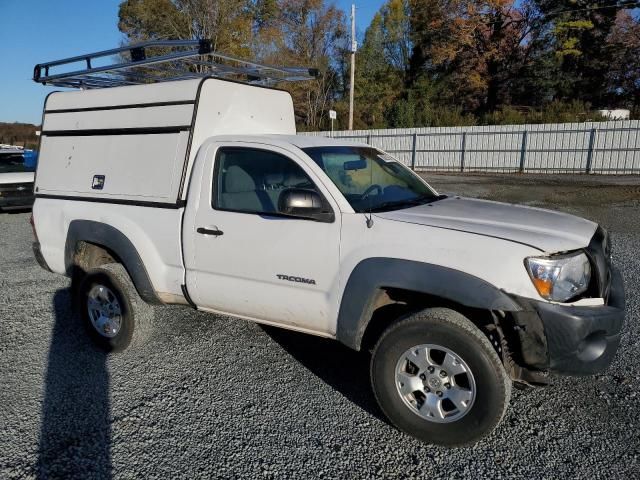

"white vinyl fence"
[305,120,640,174]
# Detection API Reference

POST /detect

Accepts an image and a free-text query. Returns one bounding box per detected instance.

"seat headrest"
[284,171,308,187]
[224,166,256,193]
[264,173,284,186]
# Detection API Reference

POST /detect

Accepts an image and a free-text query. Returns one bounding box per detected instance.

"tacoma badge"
[276,274,316,285]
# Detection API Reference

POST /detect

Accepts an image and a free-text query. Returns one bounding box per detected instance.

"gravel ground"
[1,174,639,479]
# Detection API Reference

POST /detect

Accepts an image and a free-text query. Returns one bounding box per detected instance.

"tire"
[371,308,511,446]
[76,263,152,352]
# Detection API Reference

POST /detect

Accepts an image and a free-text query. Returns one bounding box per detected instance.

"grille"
[0,183,34,195]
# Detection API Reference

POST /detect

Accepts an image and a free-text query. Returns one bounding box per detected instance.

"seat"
[220,165,264,212]
[264,173,285,189]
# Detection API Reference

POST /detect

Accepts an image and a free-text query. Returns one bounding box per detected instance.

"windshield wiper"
[368,194,446,213]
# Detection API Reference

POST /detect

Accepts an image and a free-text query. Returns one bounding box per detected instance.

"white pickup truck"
[31,62,625,446]
[0,147,35,210]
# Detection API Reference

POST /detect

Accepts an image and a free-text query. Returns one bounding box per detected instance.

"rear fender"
[64,220,161,304]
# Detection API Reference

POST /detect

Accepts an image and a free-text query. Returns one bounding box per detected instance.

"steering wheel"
[360,184,383,200]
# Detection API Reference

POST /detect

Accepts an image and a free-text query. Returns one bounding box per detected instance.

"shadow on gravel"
[262,326,387,422]
[37,289,111,479]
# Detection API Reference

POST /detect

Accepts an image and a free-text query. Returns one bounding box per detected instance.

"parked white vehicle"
[0,148,35,210]
[31,43,625,446]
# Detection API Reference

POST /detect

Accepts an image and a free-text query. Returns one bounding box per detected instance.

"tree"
[605,10,640,110]
[347,11,404,128]
[0,123,39,150]
[408,1,538,113]
[275,0,347,130]
[252,0,278,29]
[115,0,640,129]
[118,0,346,129]
[533,1,623,106]
[177,0,253,56]
[119,0,253,56]
[380,0,412,73]
[118,0,189,40]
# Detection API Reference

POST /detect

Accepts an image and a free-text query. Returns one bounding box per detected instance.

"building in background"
[598,110,631,121]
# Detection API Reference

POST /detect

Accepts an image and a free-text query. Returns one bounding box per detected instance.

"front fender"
[336,258,522,350]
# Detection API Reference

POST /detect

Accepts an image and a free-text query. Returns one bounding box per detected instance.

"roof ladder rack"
[33,39,319,89]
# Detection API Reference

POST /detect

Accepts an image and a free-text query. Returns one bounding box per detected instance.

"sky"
[0,0,384,125]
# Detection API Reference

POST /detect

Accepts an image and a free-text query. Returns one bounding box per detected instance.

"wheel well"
[64,220,162,305]
[72,241,119,274]
[359,287,497,354]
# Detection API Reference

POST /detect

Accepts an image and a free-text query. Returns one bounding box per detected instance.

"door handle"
[197,227,224,236]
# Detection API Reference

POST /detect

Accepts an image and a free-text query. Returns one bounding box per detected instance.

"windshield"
[303,146,441,213]
[0,152,35,174]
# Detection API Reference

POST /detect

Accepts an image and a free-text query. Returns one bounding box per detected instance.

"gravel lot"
[1,174,639,479]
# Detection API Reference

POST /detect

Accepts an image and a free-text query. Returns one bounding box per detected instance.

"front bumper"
[510,267,625,376]
[0,188,35,209]
[32,242,52,273]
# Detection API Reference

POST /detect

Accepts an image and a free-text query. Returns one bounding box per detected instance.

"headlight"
[525,252,591,302]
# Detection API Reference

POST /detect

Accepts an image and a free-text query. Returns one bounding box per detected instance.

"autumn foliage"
[117,0,640,130]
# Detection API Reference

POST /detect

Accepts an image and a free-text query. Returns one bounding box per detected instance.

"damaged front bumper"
[509,267,625,376]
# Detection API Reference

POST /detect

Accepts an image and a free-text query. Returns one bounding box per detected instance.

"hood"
[375,196,597,253]
[0,171,35,185]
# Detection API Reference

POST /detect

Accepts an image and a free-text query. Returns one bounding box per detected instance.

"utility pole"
[349,3,356,131]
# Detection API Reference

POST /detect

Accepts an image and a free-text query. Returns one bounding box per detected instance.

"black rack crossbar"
[33,39,319,89]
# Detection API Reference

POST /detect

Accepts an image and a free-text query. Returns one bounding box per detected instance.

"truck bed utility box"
[37,78,295,206]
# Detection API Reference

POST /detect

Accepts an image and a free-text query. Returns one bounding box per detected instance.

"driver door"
[183,143,342,336]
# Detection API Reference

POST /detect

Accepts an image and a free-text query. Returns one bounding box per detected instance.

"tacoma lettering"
[276,274,316,285]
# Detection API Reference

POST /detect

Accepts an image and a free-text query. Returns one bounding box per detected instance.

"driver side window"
[213,147,320,215]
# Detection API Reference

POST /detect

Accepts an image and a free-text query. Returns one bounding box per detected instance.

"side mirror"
[278,189,334,222]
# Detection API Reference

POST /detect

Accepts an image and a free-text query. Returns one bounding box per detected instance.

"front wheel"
[371,308,511,446]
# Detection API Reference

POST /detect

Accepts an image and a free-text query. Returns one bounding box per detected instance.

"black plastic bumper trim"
[511,267,625,376]
[32,242,53,273]
[0,195,35,208]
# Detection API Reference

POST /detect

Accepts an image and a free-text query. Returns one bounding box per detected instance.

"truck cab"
[31,42,625,446]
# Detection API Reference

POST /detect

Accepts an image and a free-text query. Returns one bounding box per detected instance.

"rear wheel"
[371,308,511,446]
[77,263,151,352]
